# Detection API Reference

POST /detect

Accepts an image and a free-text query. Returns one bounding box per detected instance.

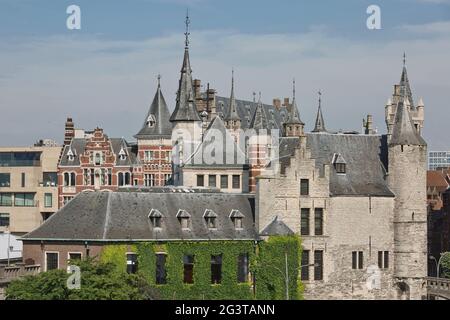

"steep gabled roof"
[134,78,172,139]
[260,216,294,236]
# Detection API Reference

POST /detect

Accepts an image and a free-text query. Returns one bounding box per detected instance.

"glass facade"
[429,151,450,170]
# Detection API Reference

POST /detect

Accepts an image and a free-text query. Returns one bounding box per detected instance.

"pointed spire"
[250,92,269,131]
[184,9,190,49]
[135,75,172,139]
[224,69,241,122]
[399,52,414,109]
[390,84,426,146]
[284,79,303,125]
[170,13,201,123]
[312,90,327,133]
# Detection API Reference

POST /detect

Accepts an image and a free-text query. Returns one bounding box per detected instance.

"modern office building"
[0,141,61,235]
[429,151,450,170]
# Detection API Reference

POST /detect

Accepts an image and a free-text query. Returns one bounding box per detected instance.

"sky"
[0,0,449,149]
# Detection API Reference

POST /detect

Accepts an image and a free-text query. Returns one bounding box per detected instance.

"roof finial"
[184,9,190,48]
[403,52,406,67]
[258,91,262,102]
[292,78,296,99]
[157,74,161,88]
[232,68,234,89]
[318,89,322,108]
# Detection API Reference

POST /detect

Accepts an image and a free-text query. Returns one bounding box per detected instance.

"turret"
[224,70,242,142]
[283,79,304,137]
[312,90,327,133]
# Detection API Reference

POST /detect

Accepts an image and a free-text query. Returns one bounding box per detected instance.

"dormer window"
[177,210,191,230]
[147,114,156,128]
[203,209,217,229]
[229,209,244,230]
[149,209,162,228]
[332,153,347,174]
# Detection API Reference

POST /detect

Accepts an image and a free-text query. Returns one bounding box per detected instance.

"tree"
[440,252,450,279]
[5,258,160,300]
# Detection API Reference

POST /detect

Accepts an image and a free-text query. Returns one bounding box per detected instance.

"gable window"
[301,250,310,281]
[149,209,162,228]
[314,250,323,281]
[301,208,310,236]
[230,209,244,230]
[46,252,59,271]
[211,254,223,284]
[220,175,228,189]
[95,152,102,166]
[352,251,364,270]
[314,208,324,236]
[177,210,191,230]
[156,253,167,284]
[197,175,204,187]
[0,213,10,227]
[147,114,156,128]
[0,173,10,187]
[335,163,346,174]
[183,255,194,284]
[237,253,249,283]
[378,251,389,269]
[300,179,309,196]
[126,253,138,274]
[119,148,127,161]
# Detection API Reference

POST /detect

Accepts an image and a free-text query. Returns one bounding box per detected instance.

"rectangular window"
[208,175,216,187]
[183,255,194,284]
[108,169,112,186]
[46,252,59,271]
[232,175,240,189]
[301,208,310,236]
[220,175,228,189]
[211,254,223,284]
[0,173,10,187]
[63,196,74,206]
[301,250,310,281]
[314,250,323,281]
[378,251,389,269]
[300,179,309,195]
[44,193,52,208]
[68,252,82,261]
[156,253,167,285]
[197,175,204,187]
[0,193,12,206]
[164,174,172,185]
[237,253,249,283]
[0,213,9,227]
[314,208,323,236]
[21,172,25,188]
[43,172,57,186]
[165,151,172,162]
[126,253,138,274]
[352,251,364,269]
[14,193,35,207]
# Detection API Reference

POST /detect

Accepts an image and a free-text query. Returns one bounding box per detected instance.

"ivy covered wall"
[100,235,302,300]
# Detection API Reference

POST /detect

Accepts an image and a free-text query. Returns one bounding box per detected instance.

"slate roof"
[389,95,426,146]
[260,216,294,236]
[59,138,137,167]
[223,72,241,122]
[278,133,394,197]
[250,97,280,132]
[400,65,415,109]
[134,81,173,139]
[22,191,257,241]
[184,116,247,168]
[312,104,327,133]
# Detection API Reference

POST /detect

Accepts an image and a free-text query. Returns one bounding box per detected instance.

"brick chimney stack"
[64,117,75,146]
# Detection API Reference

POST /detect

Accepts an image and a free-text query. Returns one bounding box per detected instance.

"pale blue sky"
[0,0,449,149]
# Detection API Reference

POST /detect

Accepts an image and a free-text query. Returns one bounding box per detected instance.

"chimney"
[207,86,216,118]
[273,98,281,110]
[64,117,75,145]
[193,79,201,99]
[364,114,374,134]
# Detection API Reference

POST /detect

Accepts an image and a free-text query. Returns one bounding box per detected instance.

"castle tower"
[283,79,304,137]
[134,75,173,186]
[312,91,327,133]
[170,12,202,185]
[388,87,427,300]
[224,70,242,143]
[386,54,425,140]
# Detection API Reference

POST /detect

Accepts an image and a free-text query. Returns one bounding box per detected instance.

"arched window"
[147,114,156,128]
[125,172,131,186]
[64,172,70,186]
[95,153,101,165]
[118,172,124,186]
[70,173,76,186]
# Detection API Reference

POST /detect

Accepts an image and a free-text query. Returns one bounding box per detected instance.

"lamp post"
[265,250,318,300]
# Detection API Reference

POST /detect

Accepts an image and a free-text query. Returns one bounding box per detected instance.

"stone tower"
[388,86,427,300]
[170,13,202,185]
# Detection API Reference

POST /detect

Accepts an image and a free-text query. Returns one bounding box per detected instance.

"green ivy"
[101,236,302,300]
